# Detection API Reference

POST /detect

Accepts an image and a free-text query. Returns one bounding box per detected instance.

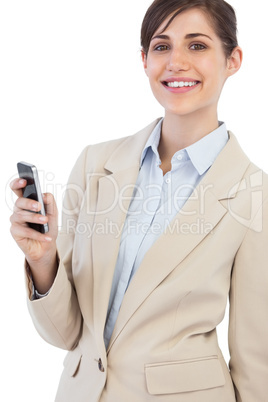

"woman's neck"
[158,110,219,175]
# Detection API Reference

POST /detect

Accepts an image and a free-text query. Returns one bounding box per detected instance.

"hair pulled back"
[141,0,238,58]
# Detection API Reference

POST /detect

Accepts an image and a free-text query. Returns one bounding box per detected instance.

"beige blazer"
[26,119,268,402]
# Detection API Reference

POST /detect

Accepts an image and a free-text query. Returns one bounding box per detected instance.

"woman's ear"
[227,46,243,77]
[141,50,148,75]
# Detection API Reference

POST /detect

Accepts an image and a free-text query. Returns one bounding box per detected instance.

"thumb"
[43,193,58,217]
[42,193,58,237]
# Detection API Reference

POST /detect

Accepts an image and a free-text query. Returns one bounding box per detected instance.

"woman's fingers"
[11,192,58,239]
[10,207,48,226]
[10,178,58,272]
[10,222,52,243]
[10,179,58,220]
[13,191,57,218]
[10,178,58,250]
[14,195,42,213]
[10,178,27,197]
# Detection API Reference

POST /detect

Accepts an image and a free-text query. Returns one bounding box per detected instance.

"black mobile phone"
[17,162,49,234]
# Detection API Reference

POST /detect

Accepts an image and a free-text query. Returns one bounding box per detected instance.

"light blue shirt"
[104,119,229,348]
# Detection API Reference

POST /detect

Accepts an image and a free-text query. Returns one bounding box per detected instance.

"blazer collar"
[201,130,250,200]
[104,119,250,201]
[103,119,162,173]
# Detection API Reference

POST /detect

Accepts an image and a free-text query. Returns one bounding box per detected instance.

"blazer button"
[97,358,105,372]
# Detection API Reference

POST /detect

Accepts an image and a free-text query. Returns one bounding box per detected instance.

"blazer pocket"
[63,346,82,377]
[145,355,225,395]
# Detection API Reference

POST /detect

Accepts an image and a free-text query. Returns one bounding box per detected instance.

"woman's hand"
[10,178,59,294]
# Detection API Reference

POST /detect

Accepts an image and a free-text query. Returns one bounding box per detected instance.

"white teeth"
[166,81,198,88]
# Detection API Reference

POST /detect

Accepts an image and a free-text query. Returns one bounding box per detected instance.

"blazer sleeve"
[228,195,268,401]
[26,146,91,351]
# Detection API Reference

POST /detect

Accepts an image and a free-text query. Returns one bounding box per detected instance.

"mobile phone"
[17,162,49,234]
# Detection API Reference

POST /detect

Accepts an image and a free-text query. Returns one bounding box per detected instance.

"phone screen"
[17,162,49,234]
[22,174,38,201]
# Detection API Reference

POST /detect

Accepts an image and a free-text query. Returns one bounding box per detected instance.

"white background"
[1,1,267,400]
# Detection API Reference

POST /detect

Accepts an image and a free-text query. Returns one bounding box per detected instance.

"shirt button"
[177,154,183,161]
[166,178,171,184]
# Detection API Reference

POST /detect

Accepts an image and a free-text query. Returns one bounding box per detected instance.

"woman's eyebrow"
[151,32,213,42]
[185,33,213,41]
[151,34,170,41]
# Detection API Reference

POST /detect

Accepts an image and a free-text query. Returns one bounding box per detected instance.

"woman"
[10,0,268,401]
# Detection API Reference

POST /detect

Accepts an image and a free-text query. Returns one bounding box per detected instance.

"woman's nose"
[166,49,189,72]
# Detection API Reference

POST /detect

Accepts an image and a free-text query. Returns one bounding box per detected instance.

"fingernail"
[45,236,52,242]
[19,179,25,185]
[32,202,39,210]
[39,216,47,222]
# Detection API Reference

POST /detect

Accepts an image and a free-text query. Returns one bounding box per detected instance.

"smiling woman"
[141,5,242,168]
[9,0,268,401]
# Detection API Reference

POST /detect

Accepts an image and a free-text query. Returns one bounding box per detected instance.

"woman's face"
[142,8,240,119]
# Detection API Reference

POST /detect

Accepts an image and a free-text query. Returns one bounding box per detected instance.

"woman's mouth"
[161,79,201,93]
[164,80,199,88]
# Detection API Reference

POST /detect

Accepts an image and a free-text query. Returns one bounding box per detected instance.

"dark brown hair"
[141,0,238,58]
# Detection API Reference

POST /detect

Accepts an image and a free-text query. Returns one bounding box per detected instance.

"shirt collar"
[185,122,229,175]
[140,118,163,167]
[140,119,229,175]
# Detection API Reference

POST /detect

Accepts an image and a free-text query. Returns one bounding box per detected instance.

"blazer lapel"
[91,120,160,352]
[107,131,251,352]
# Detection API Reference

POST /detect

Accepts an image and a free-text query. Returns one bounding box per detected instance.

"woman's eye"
[190,43,206,51]
[154,44,169,52]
